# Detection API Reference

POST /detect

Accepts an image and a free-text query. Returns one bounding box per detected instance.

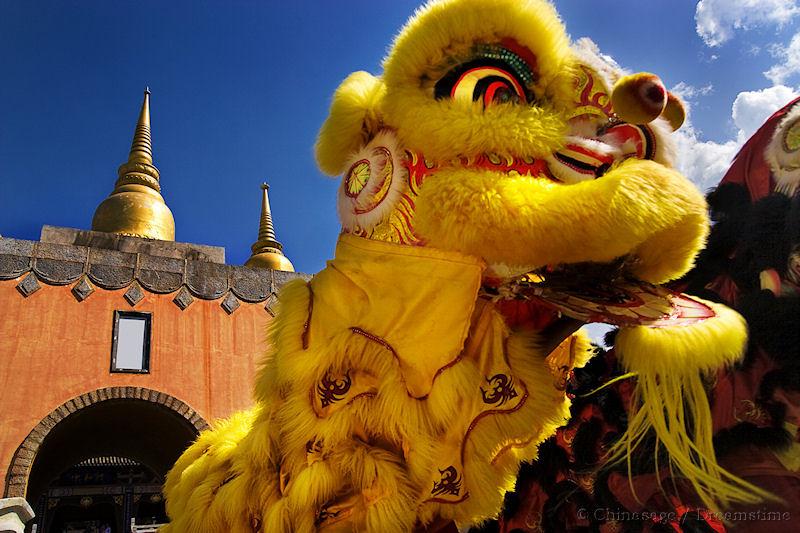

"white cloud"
[671,84,797,191]
[672,82,715,101]
[667,82,736,191]
[731,84,798,139]
[764,32,800,84]
[695,0,800,47]
[673,123,740,192]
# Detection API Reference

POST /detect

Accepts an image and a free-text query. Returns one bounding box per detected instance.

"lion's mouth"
[405,149,559,183]
[483,257,716,329]
[407,145,615,184]
[406,119,653,186]
[532,256,634,284]
[445,152,559,180]
[484,255,637,293]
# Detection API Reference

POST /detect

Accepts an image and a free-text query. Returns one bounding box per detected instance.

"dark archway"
[27,398,199,503]
[3,387,208,532]
[4,387,208,501]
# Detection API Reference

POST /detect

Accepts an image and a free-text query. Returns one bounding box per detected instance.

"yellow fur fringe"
[612,300,777,511]
[382,0,575,161]
[315,71,386,176]
[414,159,708,283]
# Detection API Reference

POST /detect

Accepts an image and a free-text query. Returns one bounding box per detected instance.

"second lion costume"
[162,1,772,530]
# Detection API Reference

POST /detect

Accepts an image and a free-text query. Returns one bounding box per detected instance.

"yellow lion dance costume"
[163,1,774,530]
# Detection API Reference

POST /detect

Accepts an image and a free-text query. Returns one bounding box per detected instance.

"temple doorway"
[6,389,206,533]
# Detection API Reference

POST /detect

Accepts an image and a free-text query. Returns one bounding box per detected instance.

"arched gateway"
[4,387,207,533]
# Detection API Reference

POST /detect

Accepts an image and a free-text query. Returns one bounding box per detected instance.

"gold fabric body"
[163,235,592,532]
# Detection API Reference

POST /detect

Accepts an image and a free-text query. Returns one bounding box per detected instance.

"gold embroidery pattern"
[431,466,463,497]
[480,373,519,406]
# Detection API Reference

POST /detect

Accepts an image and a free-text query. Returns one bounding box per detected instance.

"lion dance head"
[317,0,704,287]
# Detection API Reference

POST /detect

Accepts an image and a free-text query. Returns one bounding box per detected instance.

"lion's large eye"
[450,65,527,107]
[435,59,533,108]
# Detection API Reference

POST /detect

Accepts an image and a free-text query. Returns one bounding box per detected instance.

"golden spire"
[245,183,295,271]
[127,87,154,164]
[91,88,175,240]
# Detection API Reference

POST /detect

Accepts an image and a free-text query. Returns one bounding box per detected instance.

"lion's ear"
[315,71,386,176]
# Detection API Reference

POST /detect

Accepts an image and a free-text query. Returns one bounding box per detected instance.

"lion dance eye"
[434,42,537,109]
[485,83,519,105]
[450,65,527,107]
[436,62,529,108]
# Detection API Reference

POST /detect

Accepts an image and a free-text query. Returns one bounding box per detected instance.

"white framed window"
[111,311,152,373]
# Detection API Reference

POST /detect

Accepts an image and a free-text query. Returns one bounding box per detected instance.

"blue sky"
[2,0,799,274]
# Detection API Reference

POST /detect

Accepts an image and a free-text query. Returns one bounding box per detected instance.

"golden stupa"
[245,183,294,272]
[92,88,175,240]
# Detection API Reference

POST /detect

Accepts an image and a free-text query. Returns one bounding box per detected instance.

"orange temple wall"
[0,278,271,486]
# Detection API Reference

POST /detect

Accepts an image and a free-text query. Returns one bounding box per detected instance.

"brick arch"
[3,386,209,499]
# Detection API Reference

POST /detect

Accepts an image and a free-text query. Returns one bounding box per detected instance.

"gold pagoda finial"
[245,183,295,271]
[127,87,153,164]
[257,183,278,243]
[91,88,175,240]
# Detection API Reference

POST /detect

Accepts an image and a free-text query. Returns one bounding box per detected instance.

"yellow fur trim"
[383,0,573,106]
[414,158,708,282]
[255,277,315,404]
[385,89,568,161]
[162,409,264,533]
[612,300,776,511]
[381,0,574,161]
[315,71,386,176]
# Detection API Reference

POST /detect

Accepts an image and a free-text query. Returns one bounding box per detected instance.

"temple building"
[0,90,302,532]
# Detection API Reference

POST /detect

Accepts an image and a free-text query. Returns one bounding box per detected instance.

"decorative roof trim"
[0,237,308,302]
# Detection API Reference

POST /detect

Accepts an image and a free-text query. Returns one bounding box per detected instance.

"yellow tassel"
[610,299,778,511]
